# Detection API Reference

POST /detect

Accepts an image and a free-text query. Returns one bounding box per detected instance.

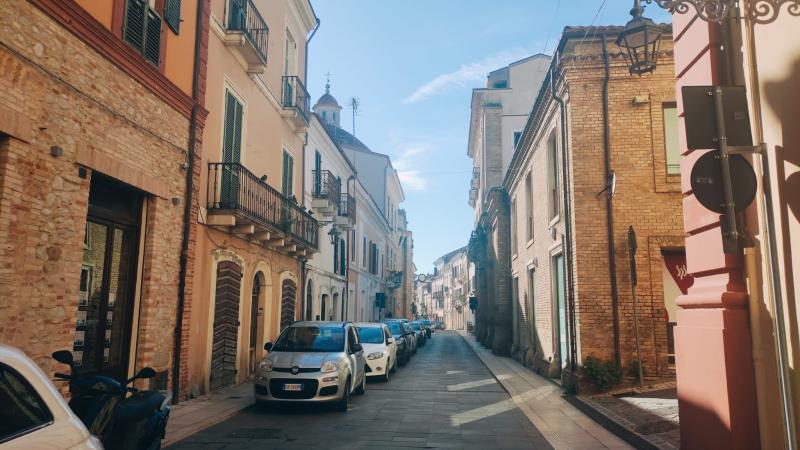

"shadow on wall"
[763,55,800,375]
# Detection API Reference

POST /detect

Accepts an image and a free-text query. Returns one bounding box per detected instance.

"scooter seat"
[116,391,165,422]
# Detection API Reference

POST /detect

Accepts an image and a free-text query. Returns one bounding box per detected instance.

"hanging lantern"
[617,0,664,75]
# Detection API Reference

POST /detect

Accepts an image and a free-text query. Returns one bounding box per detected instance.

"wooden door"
[210,261,242,390]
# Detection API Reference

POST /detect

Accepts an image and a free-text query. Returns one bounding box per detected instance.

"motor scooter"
[52,350,172,450]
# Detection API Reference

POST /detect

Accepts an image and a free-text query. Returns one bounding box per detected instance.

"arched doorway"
[211,261,242,390]
[249,272,265,373]
[280,279,297,330]
[320,294,328,321]
[305,280,313,321]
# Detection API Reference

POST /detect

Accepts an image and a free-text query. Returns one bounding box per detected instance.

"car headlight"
[258,359,272,372]
[367,351,386,360]
[321,361,339,373]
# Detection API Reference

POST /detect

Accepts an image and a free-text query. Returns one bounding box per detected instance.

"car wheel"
[336,379,351,412]
[383,360,391,382]
[391,357,397,373]
[355,371,366,395]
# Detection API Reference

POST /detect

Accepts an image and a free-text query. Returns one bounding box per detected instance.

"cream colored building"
[187,0,318,396]
[431,247,470,330]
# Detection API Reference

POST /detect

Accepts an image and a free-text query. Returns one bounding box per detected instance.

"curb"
[566,395,660,450]
[164,401,252,447]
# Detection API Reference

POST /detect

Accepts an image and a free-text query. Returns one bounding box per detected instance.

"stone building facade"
[0,0,209,392]
[503,27,683,384]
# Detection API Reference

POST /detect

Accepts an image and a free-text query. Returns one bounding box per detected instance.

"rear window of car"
[412,323,422,331]
[356,327,385,344]
[0,363,53,443]
[273,326,345,352]
[386,322,402,334]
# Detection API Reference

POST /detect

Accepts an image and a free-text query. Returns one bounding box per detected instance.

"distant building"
[431,247,470,330]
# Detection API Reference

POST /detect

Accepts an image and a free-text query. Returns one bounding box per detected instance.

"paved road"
[171,331,552,449]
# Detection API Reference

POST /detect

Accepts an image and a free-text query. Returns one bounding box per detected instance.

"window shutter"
[164,0,181,34]
[340,240,346,275]
[232,99,243,163]
[287,154,294,198]
[282,152,289,196]
[143,8,162,65]
[124,0,146,51]
[333,236,339,274]
[222,92,242,163]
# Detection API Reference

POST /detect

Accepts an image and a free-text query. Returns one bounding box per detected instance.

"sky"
[307,0,671,274]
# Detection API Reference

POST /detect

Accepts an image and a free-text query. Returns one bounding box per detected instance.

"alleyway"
[171,332,552,449]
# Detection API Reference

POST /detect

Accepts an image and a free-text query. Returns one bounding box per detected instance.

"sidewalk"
[163,381,254,447]
[458,331,633,450]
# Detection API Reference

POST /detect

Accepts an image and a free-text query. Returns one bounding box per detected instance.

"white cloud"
[403,47,532,104]
[392,142,434,192]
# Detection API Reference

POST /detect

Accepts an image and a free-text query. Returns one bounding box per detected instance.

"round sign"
[416,274,427,283]
[690,152,757,214]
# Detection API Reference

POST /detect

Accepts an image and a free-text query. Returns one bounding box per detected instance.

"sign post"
[628,226,644,388]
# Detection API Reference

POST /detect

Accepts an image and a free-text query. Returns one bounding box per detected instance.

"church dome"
[316,91,340,107]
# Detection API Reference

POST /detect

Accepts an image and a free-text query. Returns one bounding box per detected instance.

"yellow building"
[185,0,318,398]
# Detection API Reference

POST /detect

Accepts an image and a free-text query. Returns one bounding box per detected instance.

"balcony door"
[221,90,243,208]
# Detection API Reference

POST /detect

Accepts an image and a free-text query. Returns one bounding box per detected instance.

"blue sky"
[307,1,671,274]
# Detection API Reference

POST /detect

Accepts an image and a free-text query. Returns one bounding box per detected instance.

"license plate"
[283,383,302,392]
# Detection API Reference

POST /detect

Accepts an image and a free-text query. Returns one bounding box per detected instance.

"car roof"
[289,321,349,328]
[355,322,386,328]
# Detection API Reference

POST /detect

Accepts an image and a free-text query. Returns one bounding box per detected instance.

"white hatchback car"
[355,323,397,382]
[0,345,102,449]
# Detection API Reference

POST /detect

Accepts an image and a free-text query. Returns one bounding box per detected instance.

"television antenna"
[349,97,360,137]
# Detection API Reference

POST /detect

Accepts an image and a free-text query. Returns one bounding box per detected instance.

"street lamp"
[327,224,341,245]
[617,0,664,75]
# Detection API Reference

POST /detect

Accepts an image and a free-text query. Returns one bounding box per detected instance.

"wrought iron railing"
[311,170,341,202]
[282,75,311,123]
[227,0,269,64]
[207,162,318,249]
[338,193,356,219]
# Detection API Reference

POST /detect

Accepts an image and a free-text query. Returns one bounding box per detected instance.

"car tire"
[383,361,391,382]
[355,371,366,395]
[336,379,351,412]
[391,358,397,373]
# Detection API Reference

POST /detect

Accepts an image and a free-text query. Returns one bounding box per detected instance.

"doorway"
[249,272,264,373]
[320,294,328,321]
[73,175,142,382]
[553,254,567,369]
[210,261,242,390]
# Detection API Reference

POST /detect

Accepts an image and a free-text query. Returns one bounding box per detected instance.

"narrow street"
[171,331,552,449]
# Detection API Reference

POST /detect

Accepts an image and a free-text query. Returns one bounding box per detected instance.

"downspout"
[601,34,622,368]
[551,56,578,379]
[173,0,205,404]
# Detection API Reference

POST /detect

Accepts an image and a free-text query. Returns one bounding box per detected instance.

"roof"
[316,92,340,108]
[324,123,371,152]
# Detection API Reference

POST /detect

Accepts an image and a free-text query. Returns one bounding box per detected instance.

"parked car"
[383,321,411,366]
[410,321,426,347]
[401,320,418,354]
[255,321,367,412]
[355,323,397,382]
[0,345,102,449]
[420,319,433,337]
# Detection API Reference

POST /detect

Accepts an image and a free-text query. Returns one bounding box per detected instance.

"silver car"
[254,321,367,412]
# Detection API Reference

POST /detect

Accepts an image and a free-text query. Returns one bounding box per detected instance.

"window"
[525,172,533,241]
[333,236,339,274]
[322,111,327,122]
[282,151,294,198]
[663,103,680,175]
[513,131,522,149]
[362,236,367,267]
[284,29,296,76]
[164,0,181,34]
[511,197,518,255]
[350,230,356,262]
[547,132,560,220]
[0,364,53,442]
[340,239,347,275]
[222,90,243,164]
[123,0,162,66]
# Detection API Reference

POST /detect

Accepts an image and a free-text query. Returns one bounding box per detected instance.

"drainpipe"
[173,0,205,404]
[601,34,622,369]
[342,175,355,321]
[551,59,578,379]
[300,18,320,210]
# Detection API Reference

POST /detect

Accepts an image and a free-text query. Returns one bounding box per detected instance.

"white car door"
[346,327,360,389]
[384,325,397,366]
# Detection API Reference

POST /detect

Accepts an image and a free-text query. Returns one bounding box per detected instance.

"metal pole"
[712,87,740,245]
[758,144,798,449]
[631,283,644,388]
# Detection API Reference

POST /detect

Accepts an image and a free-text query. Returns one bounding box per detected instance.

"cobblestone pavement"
[170,331,552,449]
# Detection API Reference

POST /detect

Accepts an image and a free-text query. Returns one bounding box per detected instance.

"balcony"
[282,75,311,127]
[223,0,269,73]
[207,162,318,254]
[311,170,340,215]
[335,193,356,229]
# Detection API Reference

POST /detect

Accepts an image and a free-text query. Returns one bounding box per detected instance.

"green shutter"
[164,0,181,34]
[333,236,339,273]
[124,0,146,51]
[143,8,162,65]
[282,152,289,196]
[222,92,242,163]
[282,152,294,198]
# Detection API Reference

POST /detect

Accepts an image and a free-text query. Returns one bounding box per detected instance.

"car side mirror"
[351,343,363,353]
[136,367,156,379]
[52,350,74,365]
[387,337,395,344]
[264,342,273,352]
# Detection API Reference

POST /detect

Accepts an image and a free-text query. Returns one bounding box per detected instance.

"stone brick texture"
[0,0,198,386]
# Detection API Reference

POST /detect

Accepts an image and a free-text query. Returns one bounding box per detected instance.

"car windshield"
[386,322,402,335]
[412,323,421,331]
[357,327,385,344]
[273,326,344,352]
